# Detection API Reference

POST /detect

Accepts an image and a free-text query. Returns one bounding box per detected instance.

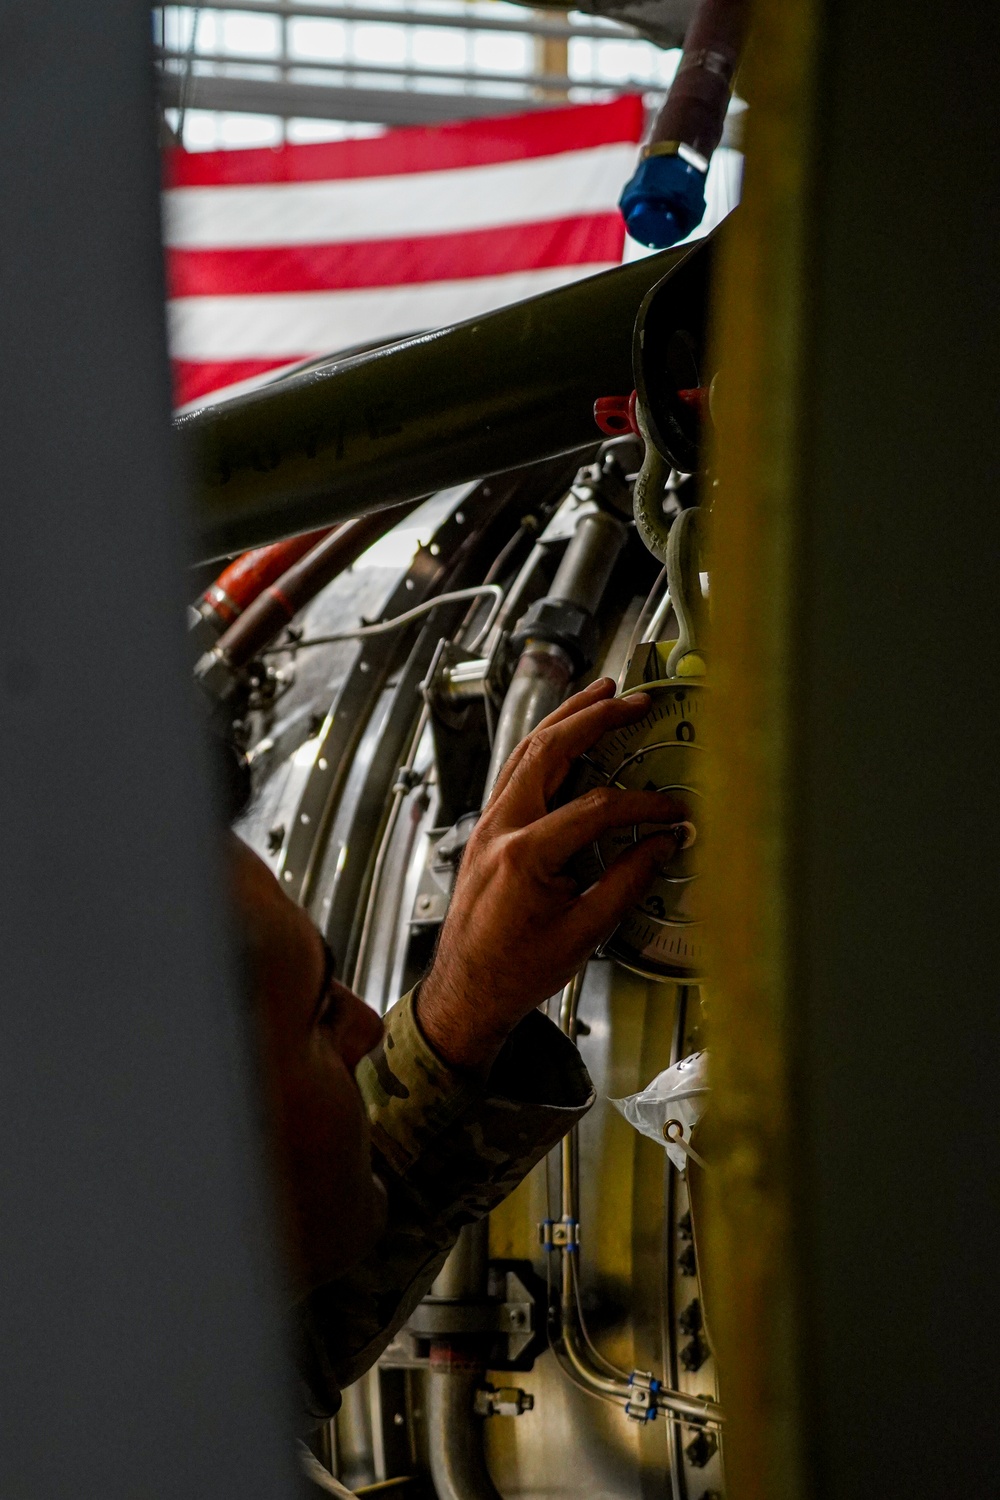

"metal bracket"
[407,813,479,928]
[538,1217,580,1252]
[381,1262,543,1370]
[625,1369,661,1423]
[421,638,497,826]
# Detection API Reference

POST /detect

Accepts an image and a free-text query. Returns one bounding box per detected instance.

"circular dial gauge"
[564,681,705,982]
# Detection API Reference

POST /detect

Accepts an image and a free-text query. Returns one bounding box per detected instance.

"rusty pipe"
[190,526,334,649]
[195,501,419,699]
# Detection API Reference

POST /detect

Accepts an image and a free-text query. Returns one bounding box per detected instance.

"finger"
[525,676,617,737]
[487,678,617,806]
[524,787,687,871]
[568,832,682,953]
[497,691,653,820]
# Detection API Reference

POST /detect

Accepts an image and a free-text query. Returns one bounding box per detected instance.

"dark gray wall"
[797,0,1000,1493]
[0,4,297,1497]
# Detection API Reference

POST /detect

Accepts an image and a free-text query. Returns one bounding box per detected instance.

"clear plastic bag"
[610,1051,709,1172]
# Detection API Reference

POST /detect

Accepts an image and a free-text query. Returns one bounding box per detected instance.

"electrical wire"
[261,584,504,655]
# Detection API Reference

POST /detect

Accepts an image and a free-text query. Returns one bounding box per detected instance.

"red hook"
[594,390,639,437]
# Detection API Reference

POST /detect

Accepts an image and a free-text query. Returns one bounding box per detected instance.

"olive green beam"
[178,240,705,560]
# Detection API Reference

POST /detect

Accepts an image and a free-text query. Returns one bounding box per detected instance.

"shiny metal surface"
[427,1220,502,1500]
[486,961,678,1500]
[548,508,629,614]
[562,682,707,982]
[485,502,629,792]
[237,455,715,1499]
[427,1369,503,1500]
[485,641,575,793]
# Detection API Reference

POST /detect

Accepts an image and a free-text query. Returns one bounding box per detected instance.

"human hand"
[416,678,688,1071]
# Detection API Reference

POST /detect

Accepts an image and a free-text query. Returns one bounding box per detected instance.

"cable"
[262,584,504,655]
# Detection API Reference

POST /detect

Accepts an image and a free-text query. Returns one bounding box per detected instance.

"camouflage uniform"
[296,986,594,1425]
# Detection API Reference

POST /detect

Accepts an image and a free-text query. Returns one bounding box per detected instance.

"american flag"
[162,96,645,410]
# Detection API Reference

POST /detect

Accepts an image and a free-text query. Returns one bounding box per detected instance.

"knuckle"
[494,832,526,878]
[519,736,545,769]
[582,785,617,817]
[508,735,545,781]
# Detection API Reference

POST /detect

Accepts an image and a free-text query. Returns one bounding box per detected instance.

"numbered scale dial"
[566,681,705,982]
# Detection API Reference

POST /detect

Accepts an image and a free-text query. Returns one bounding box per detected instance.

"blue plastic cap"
[618,153,708,249]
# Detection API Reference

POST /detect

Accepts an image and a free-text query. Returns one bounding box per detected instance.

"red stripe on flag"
[164,96,644,188]
[172,357,299,407]
[167,213,626,297]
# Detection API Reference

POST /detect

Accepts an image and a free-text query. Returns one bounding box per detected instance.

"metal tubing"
[426,1368,502,1500]
[191,525,333,641]
[548,507,629,611]
[554,978,724,1426]
[425,494,631,1487]
[426,1219,501,1500]
[178,240,709,559]
[484,504,629,791]
[485,641,575,792]
[208,502,417,672]
[430,1218,490,1302]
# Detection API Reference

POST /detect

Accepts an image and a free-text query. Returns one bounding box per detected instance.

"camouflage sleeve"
[296,988,594,1420]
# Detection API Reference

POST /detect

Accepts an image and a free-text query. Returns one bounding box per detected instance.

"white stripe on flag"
[168,264,615,359]
[163,145,636,249]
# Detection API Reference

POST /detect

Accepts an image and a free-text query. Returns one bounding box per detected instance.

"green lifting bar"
[178,236,714,561]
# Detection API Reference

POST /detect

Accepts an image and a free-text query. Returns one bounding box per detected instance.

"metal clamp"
[539,1217,580,1252]
[625,1369,661,1422]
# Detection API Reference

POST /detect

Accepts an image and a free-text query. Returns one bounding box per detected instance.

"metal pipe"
[431,1217,490,1302]
[426,1367,502,1500]
[619,0,750,246]
[647,0,749,163]
[198,502,418,688]
[425,496,631,1487]
[485,505,629,792]
[189,524,333,648]
[553,974,724,1426]
[486,640,575,792]
[177,239,712,560]
[548,507,628,611]
[426,1218,502,1500]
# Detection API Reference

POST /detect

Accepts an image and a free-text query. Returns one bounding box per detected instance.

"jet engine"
[194,229,723,1500]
